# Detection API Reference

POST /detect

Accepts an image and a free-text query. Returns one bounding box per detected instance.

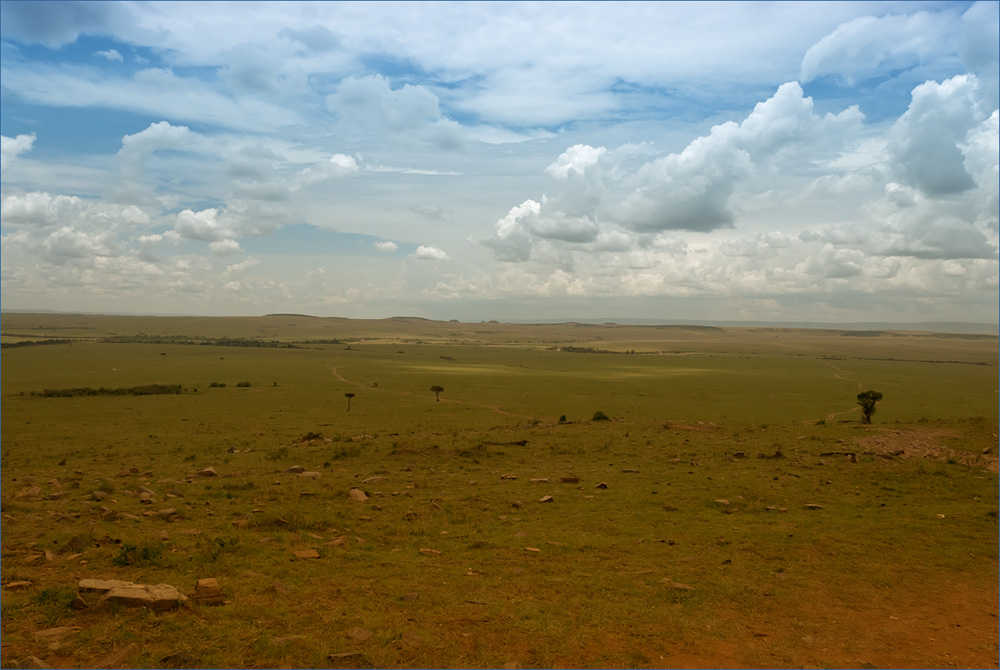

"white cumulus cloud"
[412,245,449,261]
[1,133,36,170]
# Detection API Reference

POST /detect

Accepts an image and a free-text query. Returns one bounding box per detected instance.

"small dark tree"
[345,392,355,411]
[856,390,883,424]
[430,385,444,401]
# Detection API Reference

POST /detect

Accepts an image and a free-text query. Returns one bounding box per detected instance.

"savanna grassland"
[1,313,997,669]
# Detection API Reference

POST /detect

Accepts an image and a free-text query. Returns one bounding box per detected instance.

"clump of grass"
[33,586,77,626]
[592,410,610,421]
[266,446,290,461]
[112,541,163,567]
[331,445,361,460]
[197,536,240,562]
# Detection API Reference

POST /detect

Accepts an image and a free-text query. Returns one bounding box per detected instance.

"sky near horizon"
[1,1,997,323]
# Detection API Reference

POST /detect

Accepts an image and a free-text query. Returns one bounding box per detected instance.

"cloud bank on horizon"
[1,1,997,324]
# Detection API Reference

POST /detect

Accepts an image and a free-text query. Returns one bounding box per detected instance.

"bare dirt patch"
[857,427,999,472]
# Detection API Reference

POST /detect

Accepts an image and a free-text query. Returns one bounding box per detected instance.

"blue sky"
[1,1,997,323]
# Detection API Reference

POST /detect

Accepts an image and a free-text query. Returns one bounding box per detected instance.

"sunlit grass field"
[1,314,997,668]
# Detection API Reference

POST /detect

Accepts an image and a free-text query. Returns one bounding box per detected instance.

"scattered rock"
[530,478,549,483]
[936,513,946,519]
[595,482,608,489]
[270,581,292,595]
[103,583,188,611]
[71,594,89,610]
[502,662,521,669]
[299,471,321,480]
[285,465,305,473]
[95,642,140,669]
[346,627,373,641]
[539,495,554,503]
[348,488,369,502]
[500,474,518,480]
[160,651,198,666]
[732,451,746,459]
[5,580,32,590]
[622,468,639,473]
[660,578,694,591]
[17,486,42,499]
[196,467,218,477]
[804,503,823,510]
[294,549,320,559]
[90,491,109,502]
[559,476,580,484]
[25,656,52,669]
[524,547,541,552]
[714,499,730,506]
[511,500,523,509]
[33,626,81,650]
[328,652,365,666]
[60,535,86,554]
[418,548,441,556]
[191,578,225,606]
[399,592,419,602]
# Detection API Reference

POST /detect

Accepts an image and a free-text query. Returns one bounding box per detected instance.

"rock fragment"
[191,578,226,606]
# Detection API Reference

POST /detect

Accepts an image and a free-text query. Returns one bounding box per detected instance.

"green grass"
[1,314,996,668]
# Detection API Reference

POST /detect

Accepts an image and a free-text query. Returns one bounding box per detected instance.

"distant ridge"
[516,318,999,335]
[2,309,995,335]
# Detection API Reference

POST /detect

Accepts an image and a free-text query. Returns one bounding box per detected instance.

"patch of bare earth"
[857,427,999,473]
[791,576,999,669]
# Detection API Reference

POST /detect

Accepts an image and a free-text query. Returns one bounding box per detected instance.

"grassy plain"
[1,313,997,669]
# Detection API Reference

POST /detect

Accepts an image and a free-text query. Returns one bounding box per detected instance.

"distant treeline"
[33,384,183,398]
[1,339,75,349]
[552,346,645,354]
[100,335,302,349]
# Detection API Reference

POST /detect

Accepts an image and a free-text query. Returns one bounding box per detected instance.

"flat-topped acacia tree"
[345,392,355,411]
[430,385,444,401]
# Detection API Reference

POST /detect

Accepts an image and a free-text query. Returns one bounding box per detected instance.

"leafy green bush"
[592,410,610,421]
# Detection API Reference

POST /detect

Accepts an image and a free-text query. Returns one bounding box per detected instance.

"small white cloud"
[293,153,360,190]
[374,240,398,252]
[1,133,36,170]
[225,257,260,275]
[95,49,123,62]
[412,245,449,261]
[209,239,242,256]
[544,144,607,180]
[174,208,230,242]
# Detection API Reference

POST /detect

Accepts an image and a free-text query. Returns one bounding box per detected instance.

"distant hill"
[2,308,995,335]
[523,318,999,335]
